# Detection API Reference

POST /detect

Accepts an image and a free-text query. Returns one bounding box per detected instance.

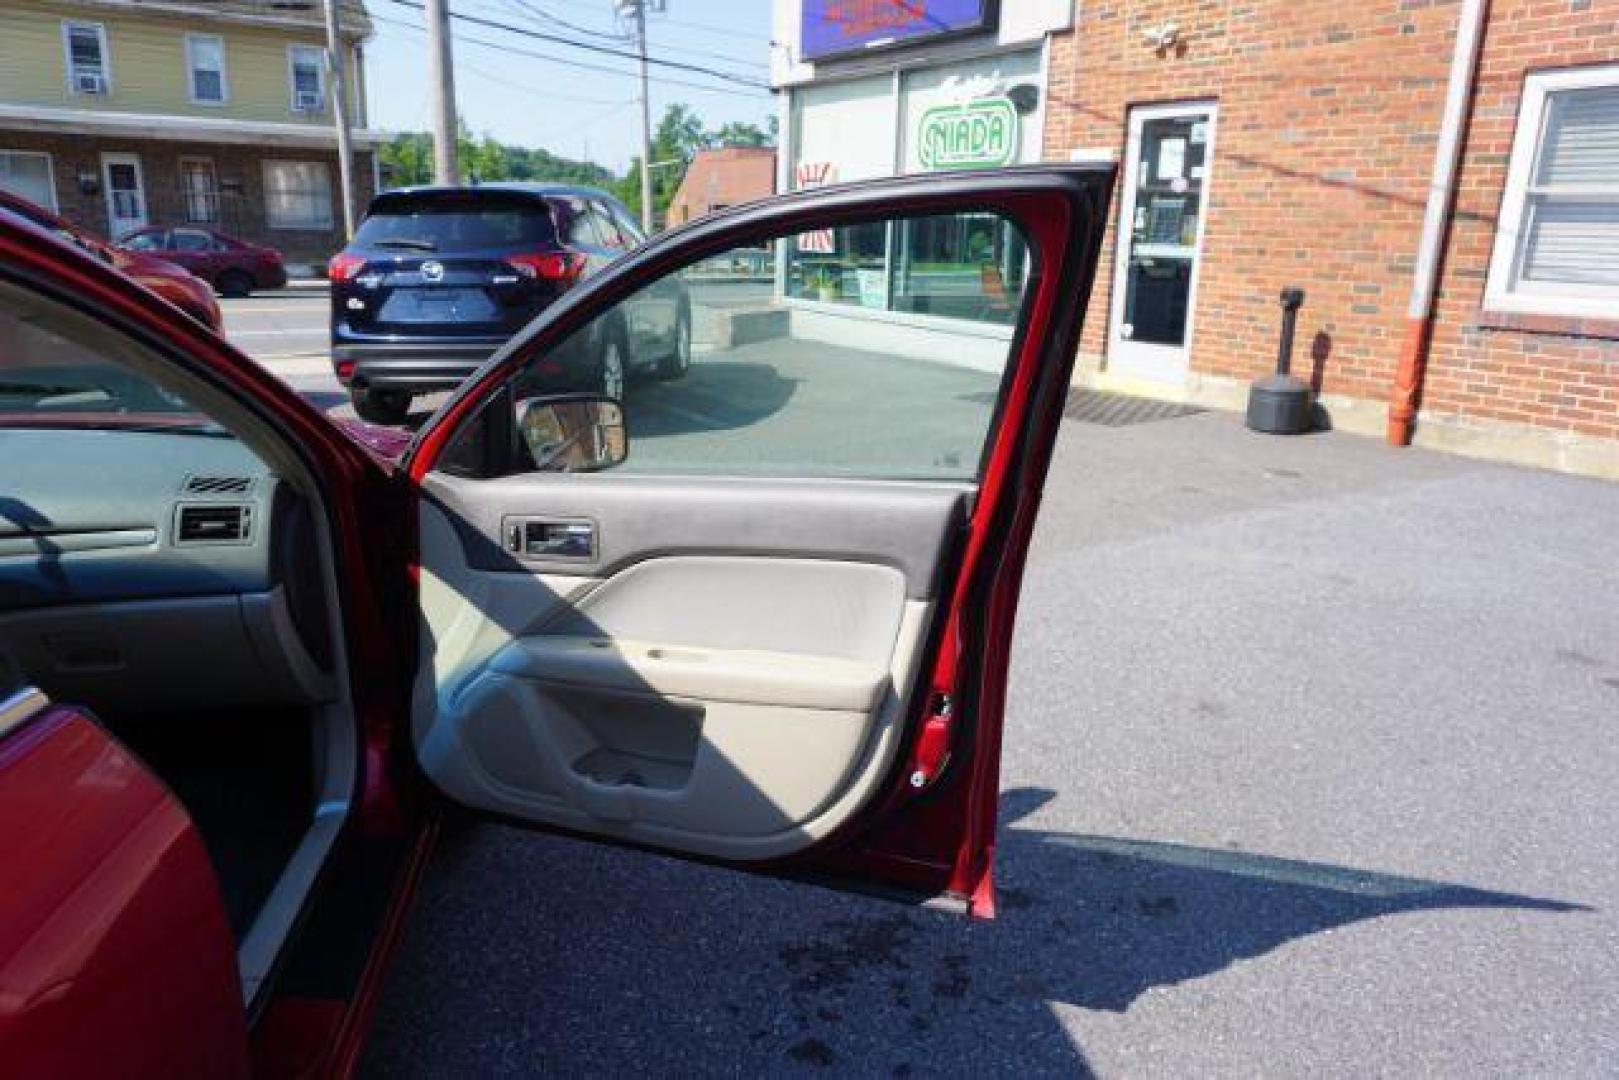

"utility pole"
[322,0,357,237]
[426,0,459,184]
[630,0,654,232]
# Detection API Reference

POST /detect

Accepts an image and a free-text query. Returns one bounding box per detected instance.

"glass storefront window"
[891,213,1028,324]
[784,221,888,307]
[784,216,1029,325]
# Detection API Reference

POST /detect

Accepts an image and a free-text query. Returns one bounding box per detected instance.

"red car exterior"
[118,225,288,297]
[0,190,222,329]
[0,167,1113,1077]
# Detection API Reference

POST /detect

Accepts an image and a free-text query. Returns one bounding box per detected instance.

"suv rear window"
[354,193,556,251]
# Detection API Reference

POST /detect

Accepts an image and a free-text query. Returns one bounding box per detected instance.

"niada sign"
[917,96,1019,170]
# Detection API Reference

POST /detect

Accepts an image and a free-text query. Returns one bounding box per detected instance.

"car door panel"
[0,691,250,1077]
[413,473,958,858]
[407,168,1113,911]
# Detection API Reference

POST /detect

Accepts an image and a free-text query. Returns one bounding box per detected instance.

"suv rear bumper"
[335,341,500,393]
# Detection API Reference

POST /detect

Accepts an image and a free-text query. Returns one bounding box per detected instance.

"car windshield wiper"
[371,238,437,251]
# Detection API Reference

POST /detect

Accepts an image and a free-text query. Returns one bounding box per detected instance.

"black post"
[1245,286,1313,435]
[1277,286,1305,377]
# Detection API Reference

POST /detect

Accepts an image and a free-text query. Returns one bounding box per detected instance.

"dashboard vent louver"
[182,474,254,496]
[175,504,252,544]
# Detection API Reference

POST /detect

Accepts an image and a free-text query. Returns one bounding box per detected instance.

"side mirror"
[515,394,626,472]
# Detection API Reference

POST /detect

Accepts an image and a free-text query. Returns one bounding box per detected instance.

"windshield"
[0,308,223,434]
[354,194,556,251]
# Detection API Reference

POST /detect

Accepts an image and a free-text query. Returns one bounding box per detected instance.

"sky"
[363,0,778,174]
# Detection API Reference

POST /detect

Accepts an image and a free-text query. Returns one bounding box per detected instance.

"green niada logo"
[918,97,1018,170]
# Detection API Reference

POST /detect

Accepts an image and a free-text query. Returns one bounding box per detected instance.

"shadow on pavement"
[363,787,1585,1075]
[629,359,798,439]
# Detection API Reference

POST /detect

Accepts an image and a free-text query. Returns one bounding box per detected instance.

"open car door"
[402,167,1112,915]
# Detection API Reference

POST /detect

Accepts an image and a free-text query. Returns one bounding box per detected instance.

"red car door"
[0,690,251,1076]
[402,166,1113,915]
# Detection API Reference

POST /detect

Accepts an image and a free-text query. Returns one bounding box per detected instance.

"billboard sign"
[800,0,999,62]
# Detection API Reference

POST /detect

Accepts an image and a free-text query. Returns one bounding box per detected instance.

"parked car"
[118,225,288,298]
[0,189,222,329]
[330,183,690,424]
[0,166,1112,1076]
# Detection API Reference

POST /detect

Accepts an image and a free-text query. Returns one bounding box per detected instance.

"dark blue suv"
[329,184,690,424]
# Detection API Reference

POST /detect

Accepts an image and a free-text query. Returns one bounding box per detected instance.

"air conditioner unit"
[294,90,322,112]
[75,71,106,94]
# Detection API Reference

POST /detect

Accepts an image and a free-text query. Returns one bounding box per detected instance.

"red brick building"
[667,147,777,227]
[1045,0,1619,478]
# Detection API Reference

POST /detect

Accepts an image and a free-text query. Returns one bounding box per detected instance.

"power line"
[371,10,769,97]
[497,0,766,70]
[383,0,771,90]
[658,15,772,43]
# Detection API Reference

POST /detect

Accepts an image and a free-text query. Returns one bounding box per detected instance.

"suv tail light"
[505,252,587,284]
[329,252,366,281]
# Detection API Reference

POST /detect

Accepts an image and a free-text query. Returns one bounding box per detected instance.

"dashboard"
[0,428,334,714]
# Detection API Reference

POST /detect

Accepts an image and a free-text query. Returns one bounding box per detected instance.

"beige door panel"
[413,484,949,861]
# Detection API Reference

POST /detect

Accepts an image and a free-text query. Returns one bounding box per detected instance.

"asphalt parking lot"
[227,292,1619,1076]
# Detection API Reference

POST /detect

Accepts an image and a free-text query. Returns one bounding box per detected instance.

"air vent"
[175,504,252,544]
[181,474,254,496]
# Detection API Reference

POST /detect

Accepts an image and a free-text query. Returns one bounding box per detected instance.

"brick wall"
[1043,0,1619,471]
[1046,0,1461,406]
[1421,0,1619,445]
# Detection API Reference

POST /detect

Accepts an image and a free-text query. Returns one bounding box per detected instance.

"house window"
[180,158,219,223]
[186,34,228,104]
[63,22,111,95]
[1485,63,1619,320]
[289,45,326,113]
[0,151,57,212]
[263,160,332,229]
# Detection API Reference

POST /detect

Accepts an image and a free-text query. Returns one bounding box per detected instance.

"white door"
[101,152,147,239]
[1107,103,1218,384]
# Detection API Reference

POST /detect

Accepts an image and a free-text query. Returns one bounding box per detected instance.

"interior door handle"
[504,517,596,560]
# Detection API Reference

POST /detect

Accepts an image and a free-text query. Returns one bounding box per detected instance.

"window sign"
[800,0,998,62]
[917,96,1019,170]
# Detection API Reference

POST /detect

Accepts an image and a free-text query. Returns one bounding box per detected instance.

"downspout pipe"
[1389,0,1489,445]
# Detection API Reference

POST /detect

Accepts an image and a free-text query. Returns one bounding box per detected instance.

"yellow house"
[0,0,382,265]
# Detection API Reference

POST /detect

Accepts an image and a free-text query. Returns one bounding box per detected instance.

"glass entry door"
[1107,103,1216,384]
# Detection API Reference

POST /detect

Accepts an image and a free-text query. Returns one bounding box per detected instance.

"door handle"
[503,517,596,561]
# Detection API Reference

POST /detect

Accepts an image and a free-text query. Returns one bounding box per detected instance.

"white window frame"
[185,33,229,106]
[178,155,219,223]
[262,159,333,230]
[287,44,326,114]
[62,21,112,95]
[1484,62,1619,320]
[0,150,58,212]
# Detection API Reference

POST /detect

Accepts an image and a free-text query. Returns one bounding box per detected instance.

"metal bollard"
[1245,287,1313,435]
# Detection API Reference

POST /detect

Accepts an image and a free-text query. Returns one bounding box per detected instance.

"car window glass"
[608,203,645,247]
[171,230,213,252]
[122,231,165,252]
[0,284,225,434]
[353,197,556,251]
[561,199,601,246]
[448,208,1033,481]
[590,204,626,250]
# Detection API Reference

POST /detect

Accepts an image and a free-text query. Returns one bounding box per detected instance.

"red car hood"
[332,417,412,460]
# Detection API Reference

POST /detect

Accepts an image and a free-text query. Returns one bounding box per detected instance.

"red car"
[119,225,288,297]
[0,189,222,329]
[0,166,1112,1077]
